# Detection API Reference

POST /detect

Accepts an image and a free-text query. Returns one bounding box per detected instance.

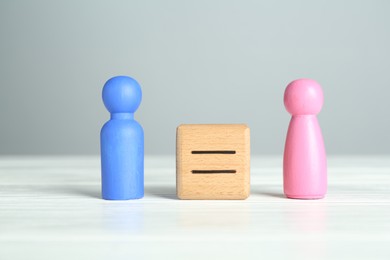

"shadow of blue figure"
[101,76,144,200]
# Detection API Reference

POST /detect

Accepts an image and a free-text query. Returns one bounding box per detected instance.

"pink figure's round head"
[284,79,324,115]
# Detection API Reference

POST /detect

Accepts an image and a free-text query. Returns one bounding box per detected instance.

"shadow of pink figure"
[283,79,327,199]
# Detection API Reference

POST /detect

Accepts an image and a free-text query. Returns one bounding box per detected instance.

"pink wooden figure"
[283,79,327,199]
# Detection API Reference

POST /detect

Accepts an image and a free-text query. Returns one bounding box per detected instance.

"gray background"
[0,0,389,155]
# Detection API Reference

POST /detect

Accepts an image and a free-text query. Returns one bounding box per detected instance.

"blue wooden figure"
[100,76,144,200]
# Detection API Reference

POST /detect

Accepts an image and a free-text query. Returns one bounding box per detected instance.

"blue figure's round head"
[102,76,142,113]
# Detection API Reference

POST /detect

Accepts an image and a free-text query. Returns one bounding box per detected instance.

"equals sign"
[191,150,237,174]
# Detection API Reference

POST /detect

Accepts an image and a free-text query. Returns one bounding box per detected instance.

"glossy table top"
[1,156,389,259]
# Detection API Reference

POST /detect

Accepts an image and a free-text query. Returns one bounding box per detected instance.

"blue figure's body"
[100,76,144,200]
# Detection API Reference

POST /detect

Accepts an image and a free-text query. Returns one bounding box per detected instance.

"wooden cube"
[176,124,250,200]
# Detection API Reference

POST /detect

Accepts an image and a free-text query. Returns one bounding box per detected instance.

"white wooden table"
[1,156,389,260]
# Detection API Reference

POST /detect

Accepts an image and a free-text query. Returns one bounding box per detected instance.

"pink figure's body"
[283,79,327,199]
